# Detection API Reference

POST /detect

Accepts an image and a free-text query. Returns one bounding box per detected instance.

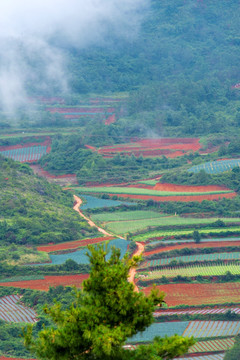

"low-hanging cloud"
[0,0,149,117]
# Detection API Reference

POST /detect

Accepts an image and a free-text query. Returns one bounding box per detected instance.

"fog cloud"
[0,0,149,116]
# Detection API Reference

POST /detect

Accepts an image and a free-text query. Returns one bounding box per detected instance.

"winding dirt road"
[73,195,145,291]
[128,242,145,292]
[73,195,113,236]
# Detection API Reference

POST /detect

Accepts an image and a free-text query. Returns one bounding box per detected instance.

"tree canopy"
[24,244,194,360]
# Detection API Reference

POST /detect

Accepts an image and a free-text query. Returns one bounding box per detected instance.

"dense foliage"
[0,156,97,245]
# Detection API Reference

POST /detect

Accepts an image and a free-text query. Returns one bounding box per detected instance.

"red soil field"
[109,192,237,202]
[97,138,201,157]
[37,236,114,253]
[143,282,240,306]
[30,165,77,183]
[153,183,229,192]
[0,275,89,291]
[144,241,240,257]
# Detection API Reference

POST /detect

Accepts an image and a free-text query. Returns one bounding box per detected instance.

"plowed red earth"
[0,275,89,291]
[30,165,77,182]
[144,241,240,257]
[37,236,114,253]
[110,192,237,202]
[153,183,229,192]
[143,282,240,306]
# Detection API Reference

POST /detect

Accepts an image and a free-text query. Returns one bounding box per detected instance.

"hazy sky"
[0,0,149,115]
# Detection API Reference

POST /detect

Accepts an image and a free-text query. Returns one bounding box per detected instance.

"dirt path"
[128,242,145,292]
[73,195,144,291]
[73,195,114,236]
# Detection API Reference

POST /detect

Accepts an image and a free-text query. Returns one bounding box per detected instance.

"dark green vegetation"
[224,335,240,360]
[0,155,97,245]
[24,244,194,360]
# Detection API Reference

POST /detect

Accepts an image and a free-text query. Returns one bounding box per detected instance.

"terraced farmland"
[188,338,235,354]
[154,307,240,317]
[134,227,240,241]
[0,294,37,323]
[188,158,240,174]
[0,274,89,291]
[143,282,240,306]
[183,321,240,338]
[143,262,240,279]
[0,146,48,162]
[144,241,240,257]
[75,184,236,203]
[95,215,240,236]
[142,252,240,268]
[96,137,201,158]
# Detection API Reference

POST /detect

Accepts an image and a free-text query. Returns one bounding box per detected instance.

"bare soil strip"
[128,242,145,292]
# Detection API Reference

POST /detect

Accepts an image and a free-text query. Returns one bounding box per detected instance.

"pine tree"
[24,244,194,360]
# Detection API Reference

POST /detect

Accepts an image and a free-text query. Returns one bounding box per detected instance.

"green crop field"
[142,262,240,279]
[75,186,231,197]
[133,226,240,242]
[141,252,240,268]
[90,210,168,222]
[188,159,240,174]
[100,217,240,236]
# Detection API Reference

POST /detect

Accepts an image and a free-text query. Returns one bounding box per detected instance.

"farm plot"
[37,236,114,253]
[154,307,240,317]
[80,195,134,210]
[99,216,240,236]
[46,106,116,124]
[97,137,201,158]
[37,239,130,265]
[128,321,190,343]
[143,262,240,280]
[0,294,37,323]
[91,210,168,222]
[75,185,236,203]
[134,227,240,242]
[0,146,48,162]
[183,321,240,338]
[143,282,240,306]
[188,159,240,174]
[76,186,232,197]
[142,252,240,268]
[0,274,89,291]
[188,338,235,354]
[144,241,240,257]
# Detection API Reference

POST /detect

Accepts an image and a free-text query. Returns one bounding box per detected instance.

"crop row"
[143,262,240,279]
[0,146,47,162]
[142,252,240,267]
[183,321,240,338]
[154,307,240,317]
[143,241,240,257]
[188,337,235,354]
[188,159,240,174]
[143,282,240,306]
[0,294,37,323]
[135,227,240,242]
[76,186,232,197]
